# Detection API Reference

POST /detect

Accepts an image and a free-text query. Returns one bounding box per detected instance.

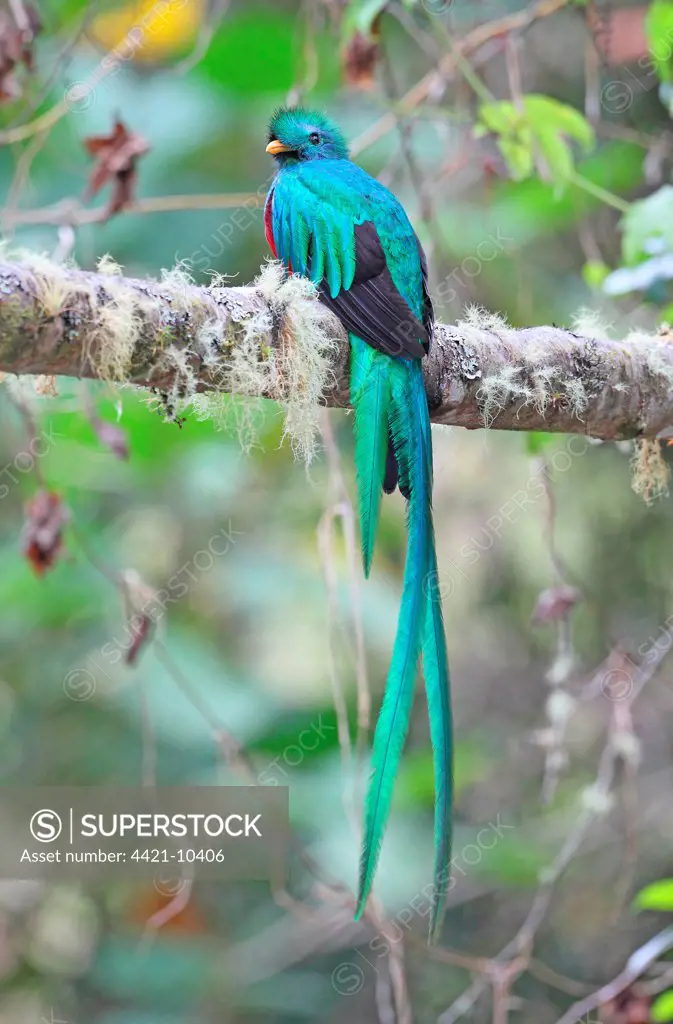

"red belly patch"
[264,190,277,258]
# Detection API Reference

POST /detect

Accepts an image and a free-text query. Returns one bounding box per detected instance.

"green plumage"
[354,358,429,918]
[266,106,453,943]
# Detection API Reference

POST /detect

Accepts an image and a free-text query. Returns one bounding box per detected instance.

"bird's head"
[266,107,349,164]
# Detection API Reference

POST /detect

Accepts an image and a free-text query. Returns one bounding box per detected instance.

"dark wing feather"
[383,428,411,500]
[415,233,434,346]
[317,222,427,361]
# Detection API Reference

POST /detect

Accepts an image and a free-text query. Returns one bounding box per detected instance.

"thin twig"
[174,0,229,75]
[379,49,439,260]
[317,499,356,808]
[438,626,673,1023]
[554,926,673,1024]
[319,410,371,815]
[140,873,195,946]
[536,452,577,804]
[0,0,177,146]
[3,191,262,229]
[349,0,574,158]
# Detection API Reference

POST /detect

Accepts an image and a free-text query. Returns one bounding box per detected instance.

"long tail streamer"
[351,341,453,942]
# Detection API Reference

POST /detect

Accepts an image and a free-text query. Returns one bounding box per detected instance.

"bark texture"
[1,258,672,440]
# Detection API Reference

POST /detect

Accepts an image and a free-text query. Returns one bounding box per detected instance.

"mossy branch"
[1,257,673,443]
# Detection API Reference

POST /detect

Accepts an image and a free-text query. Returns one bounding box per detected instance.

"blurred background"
[2,0,673,1021]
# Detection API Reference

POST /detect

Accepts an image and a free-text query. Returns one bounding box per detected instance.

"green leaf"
[497,137,534,181]
[582,260,611,289]
[524,96,595,151]
[535,126,574,188]
[476,95,595,189]
[635,878,673,911]
[653,990,673,1023]
[200,9,298,93]
[478,99,520,135]
[646,0,673,82]
[621,186,673,265]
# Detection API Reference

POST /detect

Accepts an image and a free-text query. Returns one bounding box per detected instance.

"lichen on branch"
[0,254,344,462]
[1,254,673,450]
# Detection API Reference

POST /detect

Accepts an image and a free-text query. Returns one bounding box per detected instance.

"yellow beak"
[266,139,293,155]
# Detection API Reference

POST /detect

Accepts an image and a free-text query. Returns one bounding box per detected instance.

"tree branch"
[1,258,672,440]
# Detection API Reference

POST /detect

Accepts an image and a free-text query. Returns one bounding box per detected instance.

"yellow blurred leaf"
[90,0,203,62]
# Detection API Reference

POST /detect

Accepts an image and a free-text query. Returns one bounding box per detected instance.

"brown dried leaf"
[83,119,150,216]
[342,30,380,90]
[531,585,582,624]
[0,4,40,103]
[601,983,651,1023]
[22,490,70,576]
[18,4,41,67]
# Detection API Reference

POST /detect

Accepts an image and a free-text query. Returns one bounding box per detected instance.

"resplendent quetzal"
[265,107,452,942]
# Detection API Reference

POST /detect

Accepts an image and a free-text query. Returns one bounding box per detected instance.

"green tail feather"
[355,361,428,920]
[410,368,453,943]
[353,358,453,941]
[423,552,453,943]
[350,335,391,578]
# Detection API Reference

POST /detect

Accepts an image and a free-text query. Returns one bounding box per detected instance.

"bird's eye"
[309,132,320,145]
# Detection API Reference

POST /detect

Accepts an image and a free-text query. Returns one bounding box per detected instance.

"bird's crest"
[267,107,349,161]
